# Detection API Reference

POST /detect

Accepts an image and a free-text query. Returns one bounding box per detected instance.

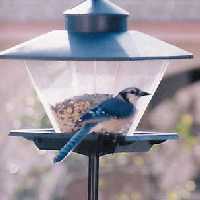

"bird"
[53,87,150,163]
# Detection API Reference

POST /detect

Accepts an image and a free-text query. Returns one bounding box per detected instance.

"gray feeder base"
[9,128,178,156]
[9,128,178,200]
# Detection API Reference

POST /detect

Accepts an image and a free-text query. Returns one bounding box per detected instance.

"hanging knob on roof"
[64,0,129,32]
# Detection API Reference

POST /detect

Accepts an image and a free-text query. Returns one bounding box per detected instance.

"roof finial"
[64,0,129,32]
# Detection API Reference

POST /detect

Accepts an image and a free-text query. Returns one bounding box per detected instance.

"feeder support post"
[88,154,100,200]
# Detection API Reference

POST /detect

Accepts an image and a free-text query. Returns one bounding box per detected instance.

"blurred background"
[0,0,200,199]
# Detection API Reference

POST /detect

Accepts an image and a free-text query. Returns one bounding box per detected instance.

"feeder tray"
[9,129,178,156]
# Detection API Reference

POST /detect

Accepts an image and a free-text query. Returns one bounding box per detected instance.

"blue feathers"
[80,97,134,122]
[53,123,96,163]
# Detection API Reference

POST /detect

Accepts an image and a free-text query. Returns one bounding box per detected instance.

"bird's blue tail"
[53,123,96,163]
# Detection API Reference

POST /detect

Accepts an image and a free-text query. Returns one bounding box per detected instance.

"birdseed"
[51,94,112,133]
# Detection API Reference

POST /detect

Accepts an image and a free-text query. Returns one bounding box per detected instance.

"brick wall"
[0,0,200,22]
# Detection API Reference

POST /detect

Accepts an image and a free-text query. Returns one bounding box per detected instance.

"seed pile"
[51,94,112,133]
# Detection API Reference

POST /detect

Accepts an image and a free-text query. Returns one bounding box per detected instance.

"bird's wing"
[54,123,96,163]
[80,98,134,123]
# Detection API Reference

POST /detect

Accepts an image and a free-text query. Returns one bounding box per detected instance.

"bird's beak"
[139,91,151,96]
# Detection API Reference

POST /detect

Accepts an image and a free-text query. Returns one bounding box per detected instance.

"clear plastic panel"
[25,60,169,134]
[116,61,169,134]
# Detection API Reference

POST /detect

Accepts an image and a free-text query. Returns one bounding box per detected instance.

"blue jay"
[53,87,150,163]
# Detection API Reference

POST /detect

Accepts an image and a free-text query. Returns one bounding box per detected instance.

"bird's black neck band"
[118,92,130,103]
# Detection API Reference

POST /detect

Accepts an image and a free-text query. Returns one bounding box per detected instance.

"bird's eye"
[131,90,136,94]
[132,89,140,95]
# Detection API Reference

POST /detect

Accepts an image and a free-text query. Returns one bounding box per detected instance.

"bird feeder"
[0,0,193,199]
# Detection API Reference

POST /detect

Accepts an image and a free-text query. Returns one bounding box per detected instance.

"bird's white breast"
[92,115,134,135]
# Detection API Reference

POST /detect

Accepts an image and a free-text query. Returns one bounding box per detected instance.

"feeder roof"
[0,30,193,61]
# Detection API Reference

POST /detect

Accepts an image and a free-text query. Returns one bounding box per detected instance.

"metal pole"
[88,155,99,200]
